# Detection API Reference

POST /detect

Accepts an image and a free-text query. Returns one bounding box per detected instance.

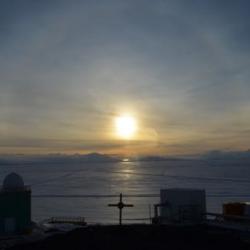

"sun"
[115,115,137,139]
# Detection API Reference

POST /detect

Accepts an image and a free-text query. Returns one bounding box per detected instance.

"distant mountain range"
[0,153,118,164]
[0,153,188,164]
[201,150,250,163]
[1,150,250,164]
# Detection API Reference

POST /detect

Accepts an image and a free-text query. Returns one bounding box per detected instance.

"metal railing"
[46,216,86,225]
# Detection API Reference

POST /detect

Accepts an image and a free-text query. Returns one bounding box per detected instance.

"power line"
[32,193,250,198]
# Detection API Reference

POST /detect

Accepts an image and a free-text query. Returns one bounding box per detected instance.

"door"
[4,217,16,233]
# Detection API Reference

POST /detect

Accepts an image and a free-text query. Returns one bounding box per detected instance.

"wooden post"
[108,193,134,225]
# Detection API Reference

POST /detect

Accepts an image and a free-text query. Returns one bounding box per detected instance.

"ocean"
[1,159,250,224]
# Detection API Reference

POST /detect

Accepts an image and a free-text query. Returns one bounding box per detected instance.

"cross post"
[108,193,134,225]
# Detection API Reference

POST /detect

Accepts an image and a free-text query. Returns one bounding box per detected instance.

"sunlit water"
[0,160,250,223]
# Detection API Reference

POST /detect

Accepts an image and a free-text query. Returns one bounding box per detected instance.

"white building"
[154,188,206,224]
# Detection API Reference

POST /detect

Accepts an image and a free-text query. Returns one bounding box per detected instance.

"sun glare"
[115,115,137,139]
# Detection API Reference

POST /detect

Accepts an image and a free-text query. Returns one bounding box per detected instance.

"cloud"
[1,0,250,154]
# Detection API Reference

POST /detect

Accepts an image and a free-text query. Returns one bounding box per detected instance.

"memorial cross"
[108,193,134,225]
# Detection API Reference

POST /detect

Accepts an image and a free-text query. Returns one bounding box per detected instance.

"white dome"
[3,172,25,190]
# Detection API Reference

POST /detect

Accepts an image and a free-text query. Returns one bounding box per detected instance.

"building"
[154,188,206,224]
[223,202,250,217]
[0,173,31,235]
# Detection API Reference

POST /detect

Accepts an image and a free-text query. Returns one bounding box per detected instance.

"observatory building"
[0,173,31,234]
[154,188,206,224]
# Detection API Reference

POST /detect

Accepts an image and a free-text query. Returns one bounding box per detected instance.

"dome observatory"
[3,172,25,191]
[0,173,31,235]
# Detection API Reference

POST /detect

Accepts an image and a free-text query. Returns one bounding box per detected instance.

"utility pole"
[108,193,134,225]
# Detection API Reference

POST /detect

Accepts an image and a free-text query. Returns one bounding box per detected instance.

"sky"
[1,0,250,156]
